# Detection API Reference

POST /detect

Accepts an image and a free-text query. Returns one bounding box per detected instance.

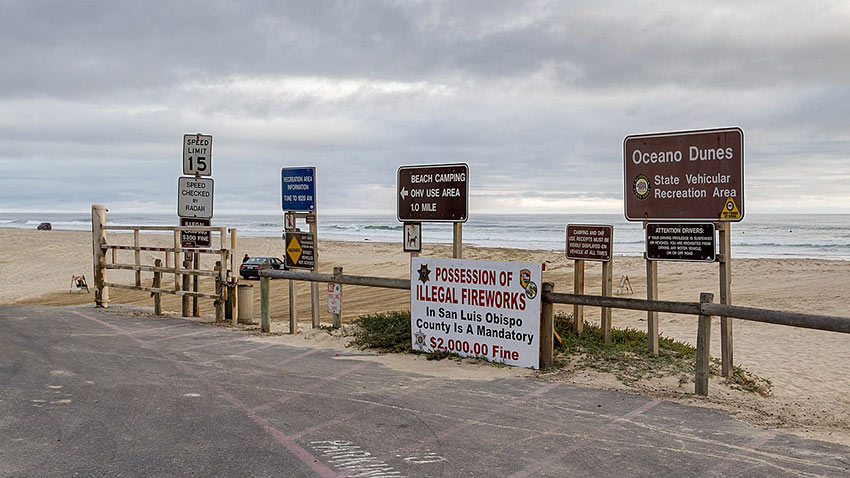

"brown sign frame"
[565,224,613,261]
[623,127,744,222]
[645,222,716,262]
[397,163,468,223]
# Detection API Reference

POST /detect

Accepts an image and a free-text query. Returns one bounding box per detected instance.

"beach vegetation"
[553,312,772,396]
[348,310,772,396]
[349,310,411,353]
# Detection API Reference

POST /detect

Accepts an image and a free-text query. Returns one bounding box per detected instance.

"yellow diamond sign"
[287,235,303,264]
[284,231,316,270]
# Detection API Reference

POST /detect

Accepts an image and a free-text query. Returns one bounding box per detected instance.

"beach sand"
[4,227,849,444]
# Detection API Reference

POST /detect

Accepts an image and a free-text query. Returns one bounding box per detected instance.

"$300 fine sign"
[410,257,542,369]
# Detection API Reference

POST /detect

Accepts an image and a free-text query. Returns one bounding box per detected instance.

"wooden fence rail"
[260,268,850,396]
[262,269,409,290]
[105,263,220,277]
[546,291,850,335]
[91,204,238,323]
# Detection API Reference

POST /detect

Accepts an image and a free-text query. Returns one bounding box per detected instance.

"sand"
[3,227,850,445]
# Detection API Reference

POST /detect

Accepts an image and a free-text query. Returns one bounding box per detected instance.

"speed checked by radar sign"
[177,177,213,218]
[410,257,542,369]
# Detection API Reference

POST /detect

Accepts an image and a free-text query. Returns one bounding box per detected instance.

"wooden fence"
[91,204,239,323]
[257,268,850,396]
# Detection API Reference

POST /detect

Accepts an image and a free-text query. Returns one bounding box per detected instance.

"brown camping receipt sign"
[623,128,744,221]
[566,225,613,261]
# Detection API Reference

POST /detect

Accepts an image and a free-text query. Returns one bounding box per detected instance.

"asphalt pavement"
[1,305,848,477]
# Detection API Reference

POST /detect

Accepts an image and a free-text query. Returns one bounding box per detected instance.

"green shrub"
[349,311,411,353]
[553,312,771,395]
[349,310,772,396]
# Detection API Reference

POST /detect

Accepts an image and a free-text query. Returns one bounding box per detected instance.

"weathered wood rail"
[91,204,239,323]
[259,268,850,396]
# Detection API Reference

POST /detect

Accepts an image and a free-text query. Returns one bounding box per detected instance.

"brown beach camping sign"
[623,128,744,221]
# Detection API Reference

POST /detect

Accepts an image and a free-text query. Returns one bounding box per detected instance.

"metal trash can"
[237,284,254,324]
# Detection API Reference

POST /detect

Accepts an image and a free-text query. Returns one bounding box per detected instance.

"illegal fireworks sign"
[410,257,542,369]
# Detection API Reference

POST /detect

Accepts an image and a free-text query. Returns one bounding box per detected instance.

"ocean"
[2,212,849,260]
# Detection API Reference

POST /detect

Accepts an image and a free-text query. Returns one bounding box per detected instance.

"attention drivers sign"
[410,257,542,369]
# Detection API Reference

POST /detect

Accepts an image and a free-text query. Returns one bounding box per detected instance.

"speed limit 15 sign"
[183,133,212,176]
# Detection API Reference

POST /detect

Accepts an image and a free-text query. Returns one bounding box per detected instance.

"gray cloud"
[5,1,849,99]
[0,0,848,214]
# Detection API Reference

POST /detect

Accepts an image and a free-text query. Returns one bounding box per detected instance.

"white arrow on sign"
[400,187,408,200]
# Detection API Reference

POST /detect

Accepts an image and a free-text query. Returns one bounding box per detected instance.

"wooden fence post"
[91,204,109,307]
[646,258,659,355]
[173,231,181,291]
[133,229,141,287]
[153,259,162,315]
[695,292,715,396]
[601,259,613,344]
[214,261,223,322]
[193,253,200,317]
[260,275,270,333]
[718,221,733,378]
[289,279,297,334]
[540,282,555,369]
[332,266,343,328]
[182,259,191,317]
[452,223,463,259]
[165,250,171,284]
[573,259,584,333]
[308,218,320,329]
[218,228,228,323]
[229,228,238,327]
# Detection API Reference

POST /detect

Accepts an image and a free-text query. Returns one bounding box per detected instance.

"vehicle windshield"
[244,258,268,265]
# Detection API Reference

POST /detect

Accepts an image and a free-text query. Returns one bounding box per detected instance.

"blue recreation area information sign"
[281,167,316,212]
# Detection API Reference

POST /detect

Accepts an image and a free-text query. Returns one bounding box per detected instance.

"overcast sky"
[1,0,848,216]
